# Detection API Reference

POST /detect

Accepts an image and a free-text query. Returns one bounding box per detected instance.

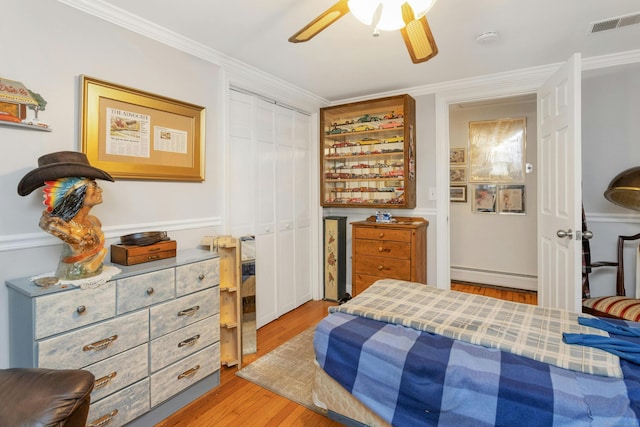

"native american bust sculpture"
[18,151,114,280]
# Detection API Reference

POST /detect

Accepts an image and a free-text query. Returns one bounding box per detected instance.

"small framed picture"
[498,184,525,214]
[450,166,467,184]
[473,184,497,213]
[450,186,467,202]
[449,147,466,164]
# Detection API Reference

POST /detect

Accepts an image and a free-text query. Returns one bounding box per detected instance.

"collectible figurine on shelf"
[18,151,114,280]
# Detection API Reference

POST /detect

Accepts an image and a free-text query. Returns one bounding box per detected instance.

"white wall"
[0,1,222,368]
[449,99,538,289]
[581,64,640,297]
[322,93,439,294]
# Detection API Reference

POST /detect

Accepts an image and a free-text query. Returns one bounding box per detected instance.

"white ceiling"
[72,0,640,102]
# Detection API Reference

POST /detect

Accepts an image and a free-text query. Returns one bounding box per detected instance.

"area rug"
[236,326,324,414]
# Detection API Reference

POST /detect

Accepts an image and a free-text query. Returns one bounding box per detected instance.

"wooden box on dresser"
[6,249,221,427]
[351,216,428,296]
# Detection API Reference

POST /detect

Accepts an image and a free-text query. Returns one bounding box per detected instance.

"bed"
[312,279,640,426]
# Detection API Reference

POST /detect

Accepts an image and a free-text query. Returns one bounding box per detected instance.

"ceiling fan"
[288,0,438,64]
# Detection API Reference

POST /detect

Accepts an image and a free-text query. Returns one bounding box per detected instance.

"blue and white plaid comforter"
[314,311,640,426]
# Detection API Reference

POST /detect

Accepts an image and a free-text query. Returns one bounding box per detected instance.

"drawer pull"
[178,334,201,348]
[378,232,385,238]
[377,265,385,271]
[378,247,391,253]
[83,335,118,352]
[178,306,200,317]
[147,255,160,260]
[198,273,205,281]
[146,287,154,295]
[76,305,86,314]
[94,372,117,390]
[148,247,161,252]
[177,364,201,380]
[88,409,118,427]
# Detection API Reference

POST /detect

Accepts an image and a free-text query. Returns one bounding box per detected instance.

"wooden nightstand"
[351,216,428,296]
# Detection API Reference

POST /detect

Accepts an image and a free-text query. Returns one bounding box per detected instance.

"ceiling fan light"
[377,0,406,31]
[406,0,437,18]
[348,0,381,25]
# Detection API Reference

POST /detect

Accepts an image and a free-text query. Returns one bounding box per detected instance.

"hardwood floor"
[451,281,537,305]
[156,283,536,426]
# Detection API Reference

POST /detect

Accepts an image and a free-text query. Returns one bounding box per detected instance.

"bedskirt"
[312,360,390,427]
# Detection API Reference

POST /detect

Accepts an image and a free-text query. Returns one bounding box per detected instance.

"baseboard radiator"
[451,266,537,291]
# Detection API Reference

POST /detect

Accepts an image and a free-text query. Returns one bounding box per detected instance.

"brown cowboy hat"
[18,151,114,196]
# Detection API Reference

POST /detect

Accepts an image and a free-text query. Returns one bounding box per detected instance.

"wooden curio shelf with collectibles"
[320,94,416,208]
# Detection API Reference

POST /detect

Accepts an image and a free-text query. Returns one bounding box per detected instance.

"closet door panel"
[229,91,255,236]
[256,100,276,235]
[256,233,277,328]
[276,228,295,315]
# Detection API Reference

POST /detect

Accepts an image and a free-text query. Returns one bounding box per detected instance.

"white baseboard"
[451,267,538,291]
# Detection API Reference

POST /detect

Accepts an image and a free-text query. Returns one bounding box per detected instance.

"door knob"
[582,230,593,240]
[556,229,573,239]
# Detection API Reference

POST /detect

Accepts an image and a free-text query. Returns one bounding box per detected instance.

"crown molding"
[58,1,640,108]
[56,0,328,109]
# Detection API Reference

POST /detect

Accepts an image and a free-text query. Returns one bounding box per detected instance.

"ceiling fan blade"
[288,0,350,43]
[400,15,439,64]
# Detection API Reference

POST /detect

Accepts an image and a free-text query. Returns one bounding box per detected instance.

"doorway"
[448,95,538,291]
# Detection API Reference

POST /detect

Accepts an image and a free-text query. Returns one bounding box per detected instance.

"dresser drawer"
[85,344,148,402]
[354,227,412,242]
[87,379,149,427]
[150,343,220,407]
[150,314,220,372]
[353,255,411,280]
[34,282,116,340]
[38,310,148,369]
[354,239,411,259]
[353,274,384,295]
[116,268,175,314]
[176,258,220,296]
[150,288,219,339]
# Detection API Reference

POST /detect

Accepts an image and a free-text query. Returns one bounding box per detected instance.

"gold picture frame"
[80,75,205,181]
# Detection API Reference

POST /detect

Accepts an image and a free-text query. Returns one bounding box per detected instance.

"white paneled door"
[228,90,312,328]
[537,54,582,312]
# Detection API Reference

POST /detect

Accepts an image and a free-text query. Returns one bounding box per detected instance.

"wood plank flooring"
[156,283,536,426]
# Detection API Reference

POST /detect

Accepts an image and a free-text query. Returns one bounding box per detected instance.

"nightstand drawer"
[85,344,148,403]
[354,227,412,242]
[88,379,149,427]
[150,315,220,372]
[354,239,411,259]
[150,343,220,407]
[38,310,148,369]
[34,281,116,340]
[176,258,220,296]
[116,268,175,314]
[353,255,411,280]
[150,288,219,339]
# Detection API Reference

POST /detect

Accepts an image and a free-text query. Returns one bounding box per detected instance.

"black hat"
[18,151,114,196]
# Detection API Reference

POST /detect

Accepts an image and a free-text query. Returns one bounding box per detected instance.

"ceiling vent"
[589,12,640,34]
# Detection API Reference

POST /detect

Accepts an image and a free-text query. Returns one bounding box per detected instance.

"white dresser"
[6,249,221,427]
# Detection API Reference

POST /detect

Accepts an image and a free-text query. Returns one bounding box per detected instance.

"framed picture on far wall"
[498,184,525,214]
[472,184,497,213]
[450,186,467,202]
[449,147,466,165]
[468,117,526,183]
[450,166,467,184]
